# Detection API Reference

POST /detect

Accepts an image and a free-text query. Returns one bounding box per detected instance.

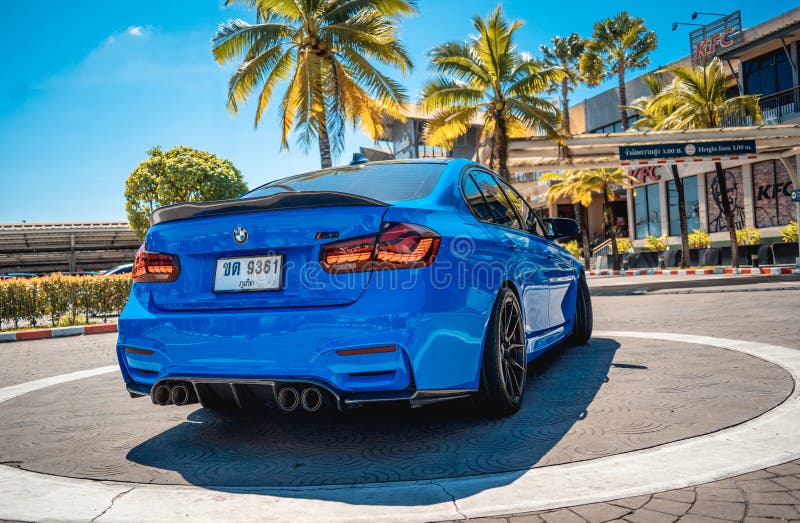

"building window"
[753,158,796,228]
[667,176,700,236]
[743,48,793,97]
[633,183,661,239]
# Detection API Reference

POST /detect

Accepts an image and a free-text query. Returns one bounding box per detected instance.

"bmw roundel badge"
[233,226,248,244]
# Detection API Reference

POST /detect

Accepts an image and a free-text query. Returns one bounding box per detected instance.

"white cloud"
[126,26,144,37]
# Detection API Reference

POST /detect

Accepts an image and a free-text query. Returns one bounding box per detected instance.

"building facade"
[513,6,800,250]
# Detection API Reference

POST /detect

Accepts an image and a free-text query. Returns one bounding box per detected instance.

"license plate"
[213,255,283,292]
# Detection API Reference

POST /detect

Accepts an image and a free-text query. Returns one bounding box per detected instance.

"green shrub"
[735,227,761,246]
[781,221,798,243]
[0,274,131,331]
[645,235,667,251]
[688,229,711,249]
[563,240,583,259]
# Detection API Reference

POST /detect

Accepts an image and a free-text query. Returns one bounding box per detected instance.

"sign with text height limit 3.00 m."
[619,140,756,167]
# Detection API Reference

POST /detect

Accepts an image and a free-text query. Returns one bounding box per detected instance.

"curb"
[588,267,800,277]
[0,323,117,343]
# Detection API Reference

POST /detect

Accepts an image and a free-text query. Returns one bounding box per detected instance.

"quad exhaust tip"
[301,387,323,412]
[276,386,300,412]
[153,384,172,405]
[170,384,190,406]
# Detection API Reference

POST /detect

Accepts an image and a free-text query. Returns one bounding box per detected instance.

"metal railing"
[723,86,800,126]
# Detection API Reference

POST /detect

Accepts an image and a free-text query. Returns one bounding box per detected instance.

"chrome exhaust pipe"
[276,386,299,412]
[301,387,323,412]
[153,384,172,405]
[170,384,190,406]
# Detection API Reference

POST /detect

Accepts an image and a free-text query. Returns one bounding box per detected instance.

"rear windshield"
[242,162,445,202]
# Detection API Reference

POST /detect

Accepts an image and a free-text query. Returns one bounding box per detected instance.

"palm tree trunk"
[574,203,591,268]
[561,77,571,135]
[318,112,333,169]
[618,67,629,131]
[603,190,620,270]
[714,161,739,267]
[671,165,691,269]
[494,108,509,180]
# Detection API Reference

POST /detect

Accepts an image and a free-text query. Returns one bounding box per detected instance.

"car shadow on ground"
[126,337,621,505]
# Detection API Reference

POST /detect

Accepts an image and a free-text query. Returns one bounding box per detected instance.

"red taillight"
[132,243,180,283]
[320,222,440,273]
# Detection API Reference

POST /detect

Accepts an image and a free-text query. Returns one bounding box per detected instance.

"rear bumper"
[117,273,495,397]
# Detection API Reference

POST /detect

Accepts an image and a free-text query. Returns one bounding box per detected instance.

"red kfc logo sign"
[694,27,737,61]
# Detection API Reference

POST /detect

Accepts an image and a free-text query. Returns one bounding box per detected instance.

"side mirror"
[542,217,580,241]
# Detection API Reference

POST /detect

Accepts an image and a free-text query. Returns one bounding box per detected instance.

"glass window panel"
[470,171,520,229]
[667,176,699,236]
[463,175,494,223]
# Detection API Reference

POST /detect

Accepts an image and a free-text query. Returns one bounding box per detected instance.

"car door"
[539,221,579,328]
[465,171,552,346]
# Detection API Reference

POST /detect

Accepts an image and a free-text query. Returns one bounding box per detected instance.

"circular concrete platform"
[0,336,791,488]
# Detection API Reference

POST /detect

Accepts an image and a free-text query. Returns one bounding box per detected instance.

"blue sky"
[0,0,792,222]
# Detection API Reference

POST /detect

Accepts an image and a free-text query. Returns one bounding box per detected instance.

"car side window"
[468,171,521,229]
[463,175,496,223]
[495,178,545,237]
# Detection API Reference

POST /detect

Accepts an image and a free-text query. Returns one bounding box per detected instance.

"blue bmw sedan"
[117,158,592,417]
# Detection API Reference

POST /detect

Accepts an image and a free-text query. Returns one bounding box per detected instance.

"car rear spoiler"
[150,191,389,226]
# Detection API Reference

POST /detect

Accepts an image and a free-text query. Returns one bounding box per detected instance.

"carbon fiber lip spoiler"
[150,191,389,226]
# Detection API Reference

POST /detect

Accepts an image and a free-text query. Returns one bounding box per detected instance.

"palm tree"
[212,0,416,168]
[542,168,636,270]
[650,57,762,267]
[420,6,564,180]
[625,74,692,268]
[580,12,657,131]
[540,33,586,136]
[540,33,590,265]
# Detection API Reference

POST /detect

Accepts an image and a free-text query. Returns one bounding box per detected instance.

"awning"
[509,124,800,185]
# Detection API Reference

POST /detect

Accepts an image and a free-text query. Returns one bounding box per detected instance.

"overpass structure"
[0,222,139,274]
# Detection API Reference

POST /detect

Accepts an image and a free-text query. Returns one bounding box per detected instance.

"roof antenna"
[349,153,369,165]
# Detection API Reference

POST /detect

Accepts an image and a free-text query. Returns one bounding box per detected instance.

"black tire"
[477,286,527,417]
[568,272,593,345]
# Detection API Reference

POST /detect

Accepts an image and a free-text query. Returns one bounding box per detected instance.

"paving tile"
[743,518,787,523]
[540,509,585,523]
[699,479,739,490]
[689,501,746,521]
[746,503,799,519]
[735,470,777,480]
[736,478,788,492]
[468,518,508,523]
[508,515,546,523]
[622,508,676,523]
[570,502,630,522]
[642,498,690,516]
[678,516,733,523]
[772,475,800,490]
[746,491,800,505]
[766,463,800,476]
[695,487,746,503]
[654,489,695,504]
[610,495,652,510]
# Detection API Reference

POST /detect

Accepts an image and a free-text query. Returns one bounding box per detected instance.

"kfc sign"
[690,11,742,64]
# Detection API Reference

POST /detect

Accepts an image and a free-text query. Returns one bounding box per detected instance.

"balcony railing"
[722,86,800,126]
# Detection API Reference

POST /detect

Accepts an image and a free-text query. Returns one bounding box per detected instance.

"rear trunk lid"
[145,194,388,311]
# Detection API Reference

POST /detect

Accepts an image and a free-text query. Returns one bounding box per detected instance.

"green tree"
[420,6,563,180]
[540,33,590,265]
[540,33,586,136]
[542,168,636,271]
[650,57,762,267]
[580,11,657,131]
[125,146,248,239]
[625,73,692,268]
[212,0,415,168]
